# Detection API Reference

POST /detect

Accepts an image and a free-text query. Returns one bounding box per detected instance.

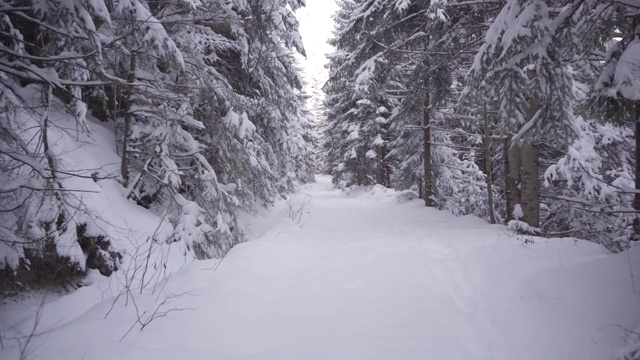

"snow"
[223,109,256,139]
[395,0,412,11]
[114,0,185,68]
[372,134,385,146]
[0,85,204,277]
[355,57,377,94]
[616,0,640,8]
[612,40,640,100]
[512,203,524,219]
[1,175,639,360]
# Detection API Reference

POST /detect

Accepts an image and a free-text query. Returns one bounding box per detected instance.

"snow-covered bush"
[543,117,635,251]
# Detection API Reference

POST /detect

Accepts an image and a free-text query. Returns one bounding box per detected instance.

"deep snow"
[1,175,639,360]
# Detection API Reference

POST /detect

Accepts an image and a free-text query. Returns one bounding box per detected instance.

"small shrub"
[0,239,85,296]
[76,224,122,276]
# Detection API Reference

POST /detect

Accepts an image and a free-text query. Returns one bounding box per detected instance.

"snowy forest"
[323,0,640,251]
[0,0,316,287]
[0,0,640,359]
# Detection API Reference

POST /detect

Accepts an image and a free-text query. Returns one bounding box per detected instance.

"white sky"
[296,0,339,100]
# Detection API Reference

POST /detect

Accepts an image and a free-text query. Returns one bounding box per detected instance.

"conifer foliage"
[0,0,314,286]
[323,0,640,250]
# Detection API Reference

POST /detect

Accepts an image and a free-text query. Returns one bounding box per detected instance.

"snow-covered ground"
[1,175,639,360]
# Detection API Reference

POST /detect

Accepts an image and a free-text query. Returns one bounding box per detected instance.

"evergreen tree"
[323,0,397,187]
[584,0,640,244]
[464,0,582,229]
[0,0,117,275]
[543,116,635,250]
[324,0,494,217]
[0,0,315,280]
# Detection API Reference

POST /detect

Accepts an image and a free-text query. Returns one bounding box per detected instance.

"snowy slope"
[0,92,190,274]
[1,175,639,360]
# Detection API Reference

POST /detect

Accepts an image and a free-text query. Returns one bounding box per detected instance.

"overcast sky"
[296,0,339,97]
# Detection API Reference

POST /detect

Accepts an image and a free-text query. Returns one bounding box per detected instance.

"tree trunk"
[422,35,434,207]
[41,85,64,203]
[378,142,391,187]
[484,103,496,224]
[507,138,540,228]
[633,109,640,240]
[422,82,433,207]
[506,137,521,221]
[504,137,511,222]
[121,54,136,188]
[514,68,542,229]
[377,121,391,187]
[630,16,640,240]
[520,140,539,228]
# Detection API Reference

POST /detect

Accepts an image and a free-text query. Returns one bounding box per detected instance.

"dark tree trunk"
[41,85,64,203]
[423,90,433,207]
[484,103,496,224]
[633,111,640,239]
[378,142,391,187]
[630,16,640,240]
[121,54,136,188]
[504,137,511,222]
[506,138,540,228]
[520,141,539,227]
[506,137,521,222]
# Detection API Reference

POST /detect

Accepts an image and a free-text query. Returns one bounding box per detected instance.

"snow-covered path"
[2,176,639,360]
[203,178,496,359]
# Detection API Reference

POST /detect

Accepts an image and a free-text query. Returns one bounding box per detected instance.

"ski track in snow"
[1,175,638,360]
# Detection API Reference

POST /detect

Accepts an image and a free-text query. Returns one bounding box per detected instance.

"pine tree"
[0,0,119,278]
[585,0,640,244]
[324,0,496,218]
[323,0,398,187]
[543,116,635,250]
[0,0,315,281]
[464,0,582,229]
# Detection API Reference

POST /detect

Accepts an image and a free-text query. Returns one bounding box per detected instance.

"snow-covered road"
[1,175,639,360]
[202,177,496,359]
